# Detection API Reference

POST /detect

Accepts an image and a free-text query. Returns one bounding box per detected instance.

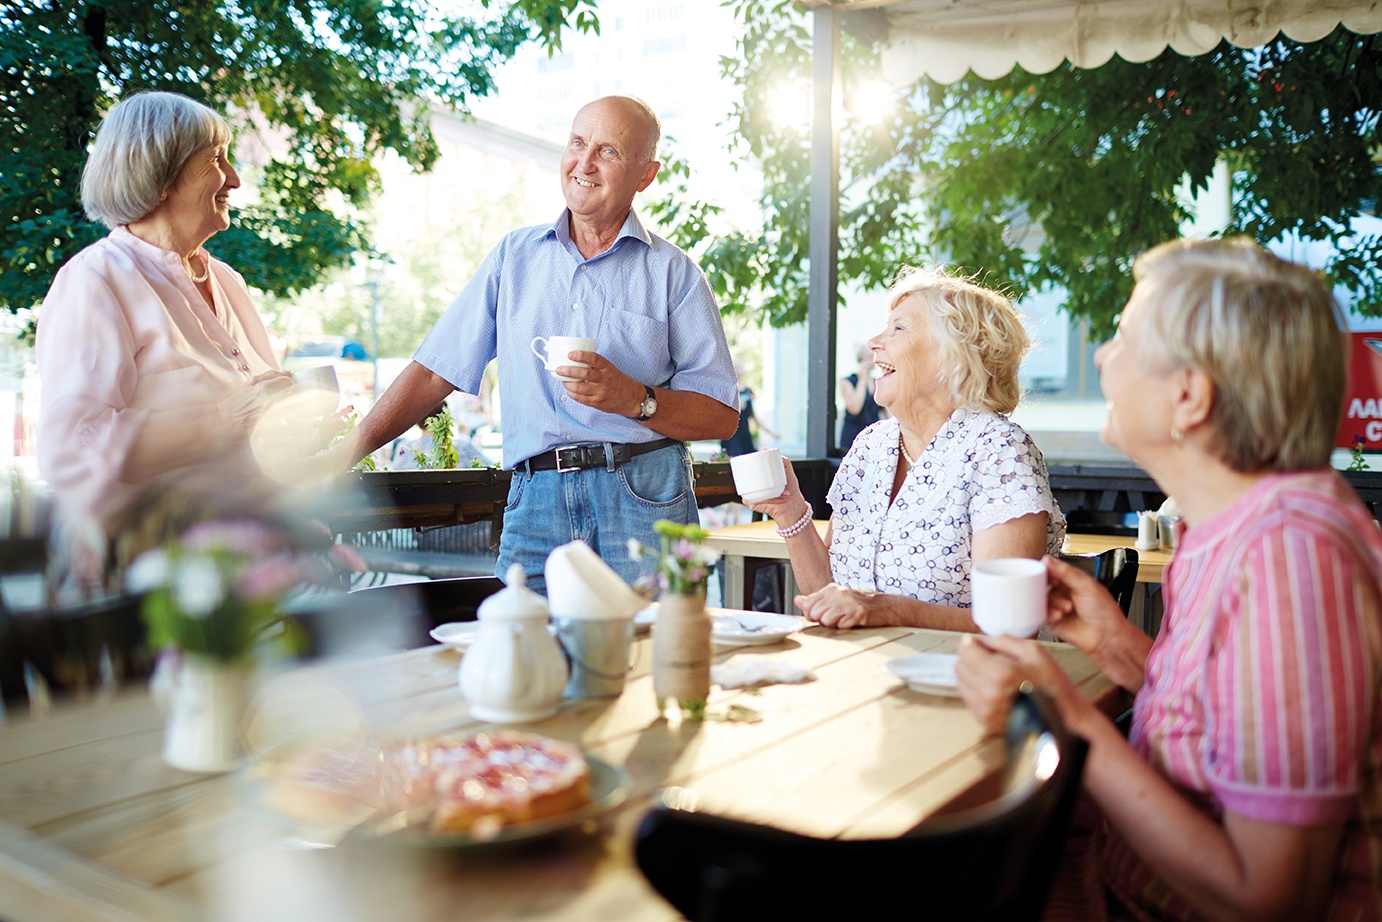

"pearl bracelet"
[775,503,814,538]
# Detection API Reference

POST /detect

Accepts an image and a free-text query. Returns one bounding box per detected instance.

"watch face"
[641,396,657,417]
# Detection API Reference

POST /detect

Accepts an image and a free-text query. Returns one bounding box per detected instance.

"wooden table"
[0,622,1117,922]
[705,520,1174,611]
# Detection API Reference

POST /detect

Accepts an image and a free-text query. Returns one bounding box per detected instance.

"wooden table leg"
[782,563,801,615]
[723,554,747,610]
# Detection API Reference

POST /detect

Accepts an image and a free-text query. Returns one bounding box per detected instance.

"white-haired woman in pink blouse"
[960,238,1382,920]
[36,91,293,540]
[747,266,1065,630]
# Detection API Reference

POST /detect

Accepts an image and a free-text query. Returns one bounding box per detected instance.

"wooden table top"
[705,520,1173,584]
[0,620,1116,922]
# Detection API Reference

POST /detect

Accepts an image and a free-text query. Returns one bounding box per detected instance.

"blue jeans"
[496,442,696,595]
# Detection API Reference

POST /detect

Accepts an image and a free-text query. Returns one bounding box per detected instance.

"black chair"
[634,689,1089,922]
[1059,547,1139,616]
[0,594,151,701]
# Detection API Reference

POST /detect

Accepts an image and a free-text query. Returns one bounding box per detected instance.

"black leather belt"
[518,438,680,473]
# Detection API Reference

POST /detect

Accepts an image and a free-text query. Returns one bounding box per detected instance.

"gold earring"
[1170,426,1183,443]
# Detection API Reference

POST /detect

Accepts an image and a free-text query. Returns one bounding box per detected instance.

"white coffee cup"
[730,448,787,503]
[293,365,339,393]
[970,557,1048,638]
[531,336,596,382]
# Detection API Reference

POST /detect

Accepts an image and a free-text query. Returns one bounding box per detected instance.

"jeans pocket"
[617,449,690,507]
[503,470,529,513]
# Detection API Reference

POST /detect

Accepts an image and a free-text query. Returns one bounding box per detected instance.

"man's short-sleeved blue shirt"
[415,208,737,469]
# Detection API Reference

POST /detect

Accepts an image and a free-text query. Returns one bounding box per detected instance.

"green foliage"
[412,406,459,470]
[129,519,319,663]
[1350,435,1369,471]
[657,2,1382,338]
[0,0,598,321]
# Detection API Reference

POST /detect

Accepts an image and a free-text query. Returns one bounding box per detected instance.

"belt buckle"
[555,445,583,473]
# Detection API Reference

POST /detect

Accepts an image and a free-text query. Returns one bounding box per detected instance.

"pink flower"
[236,553,313,599]
[183,520,287,556]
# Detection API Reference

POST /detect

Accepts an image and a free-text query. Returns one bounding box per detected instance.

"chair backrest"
[1059,547,1139,616]
[633,690,1089,922]
[0,594,151,701]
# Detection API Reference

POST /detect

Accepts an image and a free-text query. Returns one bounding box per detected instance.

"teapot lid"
[477,564,549,621]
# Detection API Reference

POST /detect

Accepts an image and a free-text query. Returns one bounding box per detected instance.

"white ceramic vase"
[162,655,250,773]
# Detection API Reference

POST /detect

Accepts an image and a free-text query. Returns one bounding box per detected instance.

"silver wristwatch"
[636,385,657,421]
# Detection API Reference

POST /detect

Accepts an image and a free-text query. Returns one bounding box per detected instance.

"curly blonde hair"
[888,266,1029,415]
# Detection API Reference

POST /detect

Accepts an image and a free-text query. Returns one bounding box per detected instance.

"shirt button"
[240,364,250,372]
[572,302,579,310]
[559,394,566,402]
[231,348,241,355]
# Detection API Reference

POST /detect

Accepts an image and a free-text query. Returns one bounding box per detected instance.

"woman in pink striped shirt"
[959,238,1382,921]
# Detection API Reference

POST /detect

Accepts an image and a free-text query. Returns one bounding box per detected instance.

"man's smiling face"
[560,98,659,233]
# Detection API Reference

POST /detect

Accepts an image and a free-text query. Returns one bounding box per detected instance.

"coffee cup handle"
[530,336,549,365]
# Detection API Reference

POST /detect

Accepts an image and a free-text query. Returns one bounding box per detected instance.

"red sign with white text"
[1337,332,1382,451]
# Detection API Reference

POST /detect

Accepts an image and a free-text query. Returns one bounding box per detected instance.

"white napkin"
[712,658,815,689]
[545,540,645,621]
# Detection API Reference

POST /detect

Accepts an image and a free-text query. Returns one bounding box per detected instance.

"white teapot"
[459,563,569,723]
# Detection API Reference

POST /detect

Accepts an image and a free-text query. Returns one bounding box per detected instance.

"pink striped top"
[1106,470,1382,920]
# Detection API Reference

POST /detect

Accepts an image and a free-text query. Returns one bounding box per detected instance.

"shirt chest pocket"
[597,307,670,383]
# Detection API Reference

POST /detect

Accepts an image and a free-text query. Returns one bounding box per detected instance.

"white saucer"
[633,607,802,647]
[710,611,802,647]
[429,622,479,651]
[885,652,960,697]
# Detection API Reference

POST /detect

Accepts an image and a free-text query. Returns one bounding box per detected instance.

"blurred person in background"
[721,355,776,458]
[838,344,881,453]
[959,238,1382,921]
[748,267,1064,629]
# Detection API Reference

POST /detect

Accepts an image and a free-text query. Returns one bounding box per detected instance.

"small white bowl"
[429,622,479,651]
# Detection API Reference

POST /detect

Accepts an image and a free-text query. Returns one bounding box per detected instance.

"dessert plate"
[710,610,802,647]
[255,750,629,850]
[371,756,629,849]
[885,652,960,697]
[634,607,802,646]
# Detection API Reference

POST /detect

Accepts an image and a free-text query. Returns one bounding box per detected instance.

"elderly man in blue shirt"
[346,96,739,592]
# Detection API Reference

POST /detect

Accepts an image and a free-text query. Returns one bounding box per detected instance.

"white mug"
[293,365,339,393]
[970,558,1048,638]
[730,448,787,503]
[531,336,596,382]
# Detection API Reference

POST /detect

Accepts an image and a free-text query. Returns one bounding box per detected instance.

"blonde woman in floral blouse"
[746,266,1065,629]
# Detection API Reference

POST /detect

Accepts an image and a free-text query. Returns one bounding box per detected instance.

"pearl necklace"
[899,431,916,466]
[183,250,209,284]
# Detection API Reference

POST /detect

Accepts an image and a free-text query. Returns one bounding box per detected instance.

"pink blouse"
[1107,470,1382,920]
[36,227,280,525]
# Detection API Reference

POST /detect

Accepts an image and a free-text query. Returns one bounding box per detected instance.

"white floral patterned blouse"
[826,410,1066,608]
